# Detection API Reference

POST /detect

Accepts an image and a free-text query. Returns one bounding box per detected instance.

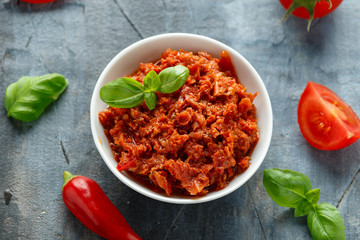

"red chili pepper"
[62,171,142,240]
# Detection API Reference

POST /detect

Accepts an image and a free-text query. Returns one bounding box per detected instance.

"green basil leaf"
[159,65,189,93]
[305,188,321,205]
[307,203,346,240]
[263,168,312,208]
[144,70,161,92]
[294,199,313,217]
[100,78,145,108]
[294,188,321,217]
[5,73,68,122]
[144,92,157,110]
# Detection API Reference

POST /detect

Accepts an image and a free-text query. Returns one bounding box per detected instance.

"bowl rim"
[90,33,273,204]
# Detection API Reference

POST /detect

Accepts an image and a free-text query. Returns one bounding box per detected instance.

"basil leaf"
[294,189,320,217]
[263,168,312,208]
[307,203,346,240]
[144,92,157,110]
[305,188,321,205]
[294,199,313,217]
[5,73,68,122]
[159,65,189,93]
[99,66,189,109]
[100,78,145,108]
[144,70,161,92]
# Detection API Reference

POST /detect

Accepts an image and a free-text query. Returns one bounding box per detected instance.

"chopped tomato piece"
[298,81,360,150]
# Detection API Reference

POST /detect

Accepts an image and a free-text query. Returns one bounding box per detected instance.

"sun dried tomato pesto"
[99,49,259,196]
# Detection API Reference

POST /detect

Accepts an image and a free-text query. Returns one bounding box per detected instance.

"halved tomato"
[298,81,360,150]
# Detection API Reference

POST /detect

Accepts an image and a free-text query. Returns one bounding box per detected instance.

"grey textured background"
[1,0,359,239]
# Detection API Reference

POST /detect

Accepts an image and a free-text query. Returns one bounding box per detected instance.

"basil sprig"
[263,168,346,240]
[5,73,68,122]
[100,65,189,110]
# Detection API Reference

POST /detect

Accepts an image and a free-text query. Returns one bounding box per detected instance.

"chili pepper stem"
[62,171,77,190]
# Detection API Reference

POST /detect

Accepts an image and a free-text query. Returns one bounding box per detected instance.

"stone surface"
[0,0,359,239]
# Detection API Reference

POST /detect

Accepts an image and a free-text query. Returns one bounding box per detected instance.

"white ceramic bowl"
[90,33,273,204]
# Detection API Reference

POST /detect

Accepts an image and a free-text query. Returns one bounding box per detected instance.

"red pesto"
[99,49,259,196]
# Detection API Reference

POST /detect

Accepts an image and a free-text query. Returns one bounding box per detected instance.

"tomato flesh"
[279,0,343,19]
[298,82,360,150]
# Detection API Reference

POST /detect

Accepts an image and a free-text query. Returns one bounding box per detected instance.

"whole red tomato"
[279,0,343,30]
[21,0,56,3]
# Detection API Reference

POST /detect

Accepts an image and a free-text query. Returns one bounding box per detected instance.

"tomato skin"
[62,171,141,240]
[21,0,56,3]
[298,82,360,150]
[279,0,343,19]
